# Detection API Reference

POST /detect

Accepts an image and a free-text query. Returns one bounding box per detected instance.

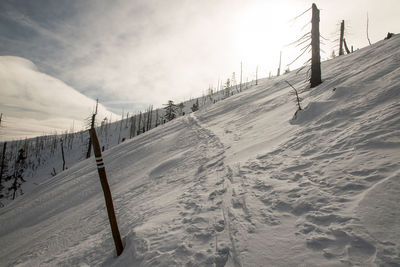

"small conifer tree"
[8,148,26,199]
[164,100,178,122]
[191,99,199,112]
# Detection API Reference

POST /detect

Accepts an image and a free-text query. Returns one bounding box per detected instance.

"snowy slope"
[0,73,246,206]
[1,35,399,266]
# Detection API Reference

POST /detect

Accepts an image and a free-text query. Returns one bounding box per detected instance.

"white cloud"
[0,56,118,141]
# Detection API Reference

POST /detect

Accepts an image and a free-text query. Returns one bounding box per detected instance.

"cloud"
[1,0,242,111]
[0,0,399,119]
[0,56,117,141]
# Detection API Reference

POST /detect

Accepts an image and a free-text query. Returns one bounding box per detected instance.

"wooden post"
[89,128,124,256]
[60,139,66,171]
[310,3,322,88]
[0,142,6,186]
[339,20,345,56]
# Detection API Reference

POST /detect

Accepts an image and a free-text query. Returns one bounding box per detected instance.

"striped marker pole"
[89,128,124,256]
[95,156,105,171]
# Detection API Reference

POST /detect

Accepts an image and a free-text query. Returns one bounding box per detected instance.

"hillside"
[0,74,245,206]
[0,35,399,266]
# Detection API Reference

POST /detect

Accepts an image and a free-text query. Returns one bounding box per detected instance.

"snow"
[1,35,400,266]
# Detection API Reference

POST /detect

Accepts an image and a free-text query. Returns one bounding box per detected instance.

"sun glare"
[232,2,309,76]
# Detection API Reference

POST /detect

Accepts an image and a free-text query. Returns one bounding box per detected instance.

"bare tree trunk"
[117,111,123,144]
[0,142,6,186]
[277,51,282,76]
[86,100,98,159]
[130,115,136,139]
[146,105,153,131]
[125,112,129,128]
[137,112,142,136]
[310,3,322,88]
[86,113,96,158]
[155,110,159,127]
[61,139,66,171]
[343,38,351,54]
[255,66,258,85]
[367,13,371,45]
[240,62,243,92]
[339,20,345,56]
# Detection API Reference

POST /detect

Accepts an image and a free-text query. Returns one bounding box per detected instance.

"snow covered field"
[0,35,399,266]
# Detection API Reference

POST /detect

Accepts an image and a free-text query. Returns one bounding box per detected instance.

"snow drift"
[0,35,399,266]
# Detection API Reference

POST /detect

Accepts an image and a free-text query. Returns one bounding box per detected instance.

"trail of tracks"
[185,110,387,266]
[180,114,245,267]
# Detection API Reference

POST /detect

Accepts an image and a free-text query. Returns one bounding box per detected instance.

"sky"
[0,0,399,140]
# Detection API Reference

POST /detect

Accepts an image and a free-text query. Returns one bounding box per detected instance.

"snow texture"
[1,35,400,266]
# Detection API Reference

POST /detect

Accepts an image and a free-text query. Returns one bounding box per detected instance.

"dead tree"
[0,142,6,187]
[9,148,26,200]
[286,81,302,112]
[86,99,98,158]
[310,3,322,88]
[137,112,142,136]
[277,51,282,76]
[117,110,123,144]
[231,73,237,92]
[343,38,351,54]
[146,105,153,131]
[125,112,129,128]
[367,13,372,45]
[129,115,136,139]
[239,62,243,92]
[60,139,66,170]
[155,109,159,127]
[141,113,146,134]
[339,20,345,56]
[255,66,258,85]
[277,5,314,84]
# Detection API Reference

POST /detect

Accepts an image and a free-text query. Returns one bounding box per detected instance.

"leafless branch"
[287,45,311,66]
[291,7,312,21]
[296,38,311,48]
[286,32,311,46]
